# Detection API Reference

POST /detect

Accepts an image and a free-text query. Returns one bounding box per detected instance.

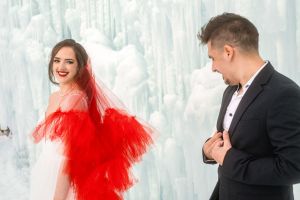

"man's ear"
[223,44,234,60]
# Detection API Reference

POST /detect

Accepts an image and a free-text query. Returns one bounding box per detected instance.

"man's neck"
[238,56,265,87]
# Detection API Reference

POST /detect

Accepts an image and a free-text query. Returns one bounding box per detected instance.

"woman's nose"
[58,61,66,69]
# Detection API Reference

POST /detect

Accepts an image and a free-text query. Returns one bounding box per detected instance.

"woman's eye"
[53,59,60,63]
[67,61,74,64]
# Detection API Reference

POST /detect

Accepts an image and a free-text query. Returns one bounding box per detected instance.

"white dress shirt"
[223,61,268,131]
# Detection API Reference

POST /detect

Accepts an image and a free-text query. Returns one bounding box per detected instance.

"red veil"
[32,63,153,200]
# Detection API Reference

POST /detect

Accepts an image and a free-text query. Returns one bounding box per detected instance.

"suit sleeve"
[202,138,217,164]
[222,85,300,186]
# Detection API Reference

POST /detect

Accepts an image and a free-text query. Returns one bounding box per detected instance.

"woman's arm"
[53,160,71,200]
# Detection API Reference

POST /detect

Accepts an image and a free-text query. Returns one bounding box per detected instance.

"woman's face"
[52,47,79,86]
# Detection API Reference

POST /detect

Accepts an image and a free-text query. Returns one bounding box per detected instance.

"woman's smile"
[57,70,69,77]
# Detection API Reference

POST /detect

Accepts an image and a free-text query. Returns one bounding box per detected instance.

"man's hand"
[203,131,223,160]
[211,131,232,165]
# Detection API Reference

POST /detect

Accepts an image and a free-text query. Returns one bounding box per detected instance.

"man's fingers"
[208,132,223,143]
[212,138,223,148]
[213,131,222,138]
[223,131,231,147]
[205,137,221,150]
[223,131,229,139]
[204,131,224,158]
[215,140,224,147]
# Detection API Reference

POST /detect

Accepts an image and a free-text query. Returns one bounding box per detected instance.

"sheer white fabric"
[29,139,75,200]
[29,91,88,200]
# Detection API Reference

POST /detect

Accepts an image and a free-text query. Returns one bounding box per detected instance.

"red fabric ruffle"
[32,108,153,200]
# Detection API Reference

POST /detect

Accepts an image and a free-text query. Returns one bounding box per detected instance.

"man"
[199,13,300,200]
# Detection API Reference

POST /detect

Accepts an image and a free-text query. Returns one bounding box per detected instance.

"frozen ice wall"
[1,0,300,199]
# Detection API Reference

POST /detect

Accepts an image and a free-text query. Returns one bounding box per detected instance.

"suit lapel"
[228,63,275,136]
[217,86,237,132]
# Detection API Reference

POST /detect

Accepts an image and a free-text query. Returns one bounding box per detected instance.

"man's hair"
[198,13,259,52]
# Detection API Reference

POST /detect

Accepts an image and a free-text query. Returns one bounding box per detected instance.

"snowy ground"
[0,137,29,200]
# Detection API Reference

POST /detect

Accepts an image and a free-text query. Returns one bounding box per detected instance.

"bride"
[29,39,153,200]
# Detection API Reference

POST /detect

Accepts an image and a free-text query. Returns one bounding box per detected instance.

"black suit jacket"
[204,63,300,200]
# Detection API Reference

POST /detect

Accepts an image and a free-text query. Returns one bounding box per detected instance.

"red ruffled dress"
[31,66,153,200]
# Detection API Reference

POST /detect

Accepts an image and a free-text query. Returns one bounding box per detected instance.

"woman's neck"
[59,83,76,96]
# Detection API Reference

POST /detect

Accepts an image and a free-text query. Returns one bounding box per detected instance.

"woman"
[30,39,153,200]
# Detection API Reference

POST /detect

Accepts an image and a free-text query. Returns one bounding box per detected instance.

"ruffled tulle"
[32,108,153,200]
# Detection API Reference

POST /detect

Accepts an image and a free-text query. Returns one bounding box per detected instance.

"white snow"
[1,0,300,199]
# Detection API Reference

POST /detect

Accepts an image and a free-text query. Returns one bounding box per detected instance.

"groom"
[199,13,300,200]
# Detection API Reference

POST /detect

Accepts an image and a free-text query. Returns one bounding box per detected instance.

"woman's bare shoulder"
[45,91,61,117]
[49,91,59,100]
[60,90,88,112]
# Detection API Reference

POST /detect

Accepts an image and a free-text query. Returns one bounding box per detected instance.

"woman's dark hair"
[48,39,89,85]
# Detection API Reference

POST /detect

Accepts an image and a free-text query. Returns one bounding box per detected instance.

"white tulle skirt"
[29,139,75,200]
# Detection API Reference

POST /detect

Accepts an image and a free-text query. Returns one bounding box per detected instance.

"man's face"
[207,41,237,85]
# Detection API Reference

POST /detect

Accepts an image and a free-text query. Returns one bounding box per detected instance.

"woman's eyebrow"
[54,57,74,61]
[65,58,74,61]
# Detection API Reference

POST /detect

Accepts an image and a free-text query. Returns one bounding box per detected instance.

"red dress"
[32,65,153,200]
